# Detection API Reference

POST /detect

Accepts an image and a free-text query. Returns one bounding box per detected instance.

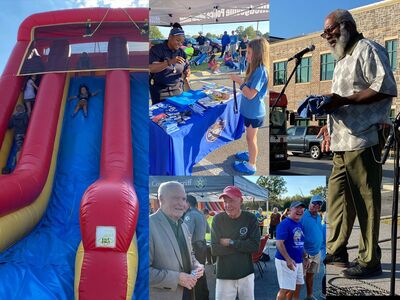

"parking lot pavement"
[326,219,400,296]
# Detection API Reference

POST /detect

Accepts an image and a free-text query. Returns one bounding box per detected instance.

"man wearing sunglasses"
[317,9,397,279]
[301,195,324,300]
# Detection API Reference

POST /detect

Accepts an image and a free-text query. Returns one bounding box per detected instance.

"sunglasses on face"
[320,23,340,39]
[312,201,323,206]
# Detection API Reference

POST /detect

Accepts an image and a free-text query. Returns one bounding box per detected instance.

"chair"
[252,234,269,278]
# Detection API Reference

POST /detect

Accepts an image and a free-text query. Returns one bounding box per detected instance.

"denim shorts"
[243,116,264,128]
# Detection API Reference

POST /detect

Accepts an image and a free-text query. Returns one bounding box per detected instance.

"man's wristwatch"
[229,239,235,247]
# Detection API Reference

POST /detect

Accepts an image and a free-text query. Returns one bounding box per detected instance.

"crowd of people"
[149,181,326,300]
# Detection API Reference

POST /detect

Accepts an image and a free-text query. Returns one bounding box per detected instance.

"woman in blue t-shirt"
[230,38,269,174]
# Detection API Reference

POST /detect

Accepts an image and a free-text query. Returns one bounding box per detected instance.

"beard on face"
[329,24,351,60]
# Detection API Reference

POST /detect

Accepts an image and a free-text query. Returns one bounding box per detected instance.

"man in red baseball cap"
[211,186,260,300]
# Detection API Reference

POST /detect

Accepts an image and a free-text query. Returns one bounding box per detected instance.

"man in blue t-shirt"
[275,201,310,300]
[301,195,324,300]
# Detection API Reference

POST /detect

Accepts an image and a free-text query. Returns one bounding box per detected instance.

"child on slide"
[23,75,39,117]
[68,84,100,118]
[230,38,269,175]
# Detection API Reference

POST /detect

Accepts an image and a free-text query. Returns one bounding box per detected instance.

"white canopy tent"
[150,0,269,26]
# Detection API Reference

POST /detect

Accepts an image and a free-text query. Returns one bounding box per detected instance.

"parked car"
[205,37,222,53]
[184,37,198,46]
[287,126,329,159]
[150,38,165,47]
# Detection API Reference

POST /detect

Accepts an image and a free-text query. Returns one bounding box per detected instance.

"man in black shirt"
[211,186,260,300]
[149,26,191,105]
[196,32,206,46]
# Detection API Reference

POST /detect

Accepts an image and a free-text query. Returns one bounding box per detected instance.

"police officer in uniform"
[149,24,191,105]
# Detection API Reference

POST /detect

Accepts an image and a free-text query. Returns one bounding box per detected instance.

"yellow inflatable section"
[74,234,138,300]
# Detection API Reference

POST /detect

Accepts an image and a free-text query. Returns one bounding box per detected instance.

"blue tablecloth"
[150,94,244,175]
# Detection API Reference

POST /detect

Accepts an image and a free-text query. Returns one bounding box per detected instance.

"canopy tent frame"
[150,0,269,26]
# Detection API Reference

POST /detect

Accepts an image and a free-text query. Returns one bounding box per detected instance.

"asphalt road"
[272,152,394,181]
[272,153,397,217]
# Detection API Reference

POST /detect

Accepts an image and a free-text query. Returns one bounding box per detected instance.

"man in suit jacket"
[150,181,205,300]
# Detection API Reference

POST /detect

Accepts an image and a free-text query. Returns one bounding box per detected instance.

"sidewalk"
[326,219,400,296]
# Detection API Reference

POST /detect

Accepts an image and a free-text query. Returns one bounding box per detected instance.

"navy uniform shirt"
[149,40,188,89]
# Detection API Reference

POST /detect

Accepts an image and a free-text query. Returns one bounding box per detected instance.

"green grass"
[190,63,210,72]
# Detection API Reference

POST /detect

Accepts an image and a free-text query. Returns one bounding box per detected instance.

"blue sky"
[270,0,382,38]
[247,176,326,198]
[0,0,148,73]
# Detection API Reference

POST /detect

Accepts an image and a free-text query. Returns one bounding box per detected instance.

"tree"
[310,186,327,199]
[235,26,245,38]
[257,176,287,202]
[243,26,256,39]
[150,26,164,40]
[205,32,218,39]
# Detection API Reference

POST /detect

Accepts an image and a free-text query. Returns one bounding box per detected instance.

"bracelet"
[239,82,247,90]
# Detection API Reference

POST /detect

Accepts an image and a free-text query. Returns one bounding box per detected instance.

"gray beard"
[329,28,351,60]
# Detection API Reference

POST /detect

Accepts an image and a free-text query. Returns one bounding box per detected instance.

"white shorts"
[275,258,304,291]
[215,273,254,300]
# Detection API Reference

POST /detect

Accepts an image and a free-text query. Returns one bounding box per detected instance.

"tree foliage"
[150,26,164,39]
[310,186,327,199]
[257,176,287,201]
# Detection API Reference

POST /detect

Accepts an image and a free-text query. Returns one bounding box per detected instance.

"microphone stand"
[270,57,302,112]
[380,112,400,296]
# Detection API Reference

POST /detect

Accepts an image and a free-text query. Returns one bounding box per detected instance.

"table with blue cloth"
[150,89,245,175]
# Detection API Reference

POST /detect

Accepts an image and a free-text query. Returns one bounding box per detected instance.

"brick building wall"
[269,0,400,122]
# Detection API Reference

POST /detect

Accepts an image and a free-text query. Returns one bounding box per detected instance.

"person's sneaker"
[341,264,382,279]
[235,151,249,161]
[233,161,256,175]
[348,258,359,268]
[324,252,349,267]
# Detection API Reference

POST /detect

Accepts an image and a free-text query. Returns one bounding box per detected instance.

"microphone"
[288,45,316,61]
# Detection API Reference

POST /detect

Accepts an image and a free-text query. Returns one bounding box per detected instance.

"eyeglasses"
[320,23,340,39]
